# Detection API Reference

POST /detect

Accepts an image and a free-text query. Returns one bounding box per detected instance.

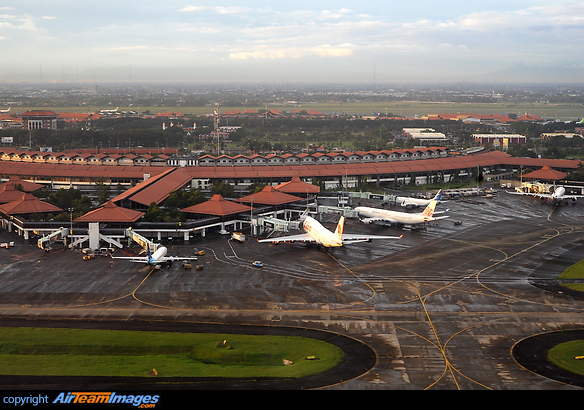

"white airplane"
[257,215,402,248]
[507,186,584,204]
[0,107,10,113]
[354,198,448,229]
[396,190,443,208]
[99,107,119,113]
[112,246,198,266]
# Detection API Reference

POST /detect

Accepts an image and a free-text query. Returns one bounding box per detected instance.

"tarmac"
[1,188,584,390]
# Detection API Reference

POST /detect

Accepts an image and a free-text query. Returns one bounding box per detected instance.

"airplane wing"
[257,233,315,244]
[111,256,148,262]
[506,190,552,198]
[341,233,402,244]
[111,255,198,263]
[161,256,199,262]
[506,190,584,200]
[360,217,399,225]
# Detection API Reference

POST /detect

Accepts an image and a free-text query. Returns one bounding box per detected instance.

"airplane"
[354,198,449,229]
[111,245,198,266]
[506,185,584,204]
[99,107,119,113]
[395,190,443,208]
[257,215,402,248]
[0,107,10,113]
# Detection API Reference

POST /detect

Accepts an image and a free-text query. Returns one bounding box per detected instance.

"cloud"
[98,45,152,52]
[229,44,355,60]
[179,6,250,14]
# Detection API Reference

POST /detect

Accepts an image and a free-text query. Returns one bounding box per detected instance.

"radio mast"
[214,103,221,156]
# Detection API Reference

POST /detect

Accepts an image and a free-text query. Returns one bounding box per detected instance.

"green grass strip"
[558,259,584,291]
[0,327,344,378]
[548,340,584,375]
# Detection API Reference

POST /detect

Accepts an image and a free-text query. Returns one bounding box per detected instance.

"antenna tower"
[214,103,221,156]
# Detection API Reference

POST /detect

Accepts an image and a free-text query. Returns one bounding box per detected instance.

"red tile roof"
[0,176,44,192]
[0,162,172,182]
[115,168,193,207]
[274,175,320,194]
[0,183,31,204]
[75,200,144,222]
[521,165,567,181]
[236,185,303,205]
[0,193,61,215]
[181,194,253,216]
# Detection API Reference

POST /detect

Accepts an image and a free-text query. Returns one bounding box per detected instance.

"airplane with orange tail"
[354,194,449,229]
[257,215,402,248]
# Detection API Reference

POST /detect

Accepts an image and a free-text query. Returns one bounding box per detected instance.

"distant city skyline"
[1,1,583,84]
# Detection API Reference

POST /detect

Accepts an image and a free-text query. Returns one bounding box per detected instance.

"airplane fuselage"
[148,246,168,265]
[303,216,343,247]
[355,206,433,225]
[396,197,432,208]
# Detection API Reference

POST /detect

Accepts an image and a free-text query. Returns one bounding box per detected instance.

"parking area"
[1,189,584,389]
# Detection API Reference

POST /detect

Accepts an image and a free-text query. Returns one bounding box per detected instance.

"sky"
[1,0,584,84]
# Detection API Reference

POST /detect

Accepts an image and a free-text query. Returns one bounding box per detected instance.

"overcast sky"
[1,0,583,84]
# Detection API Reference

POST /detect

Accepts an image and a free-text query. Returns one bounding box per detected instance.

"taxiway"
[1,190,583,389]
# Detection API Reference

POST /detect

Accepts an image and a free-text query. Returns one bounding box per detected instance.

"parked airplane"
[354,198,448,229]
[99,107,119,113]
[112,246,198,266]
[0,107,10,113]
[507,186,584,204]
[396,190,443,208]
[257,215,402,248]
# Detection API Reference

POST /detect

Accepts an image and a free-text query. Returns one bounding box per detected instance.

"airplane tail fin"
[299,208,309,221]
[334,216,345,240]
[434,189,443,201]
[421,200,438,217]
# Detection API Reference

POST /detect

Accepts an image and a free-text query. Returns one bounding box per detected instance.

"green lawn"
[544,260,584,375]
[13,101,584,118]
[558,259,584,292]
[0,327,344,378]
[548,340,584,375]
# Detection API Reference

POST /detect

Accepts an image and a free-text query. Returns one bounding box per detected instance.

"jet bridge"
[256,216,302,233]
[37,227,69,251]
[125,227,160,253]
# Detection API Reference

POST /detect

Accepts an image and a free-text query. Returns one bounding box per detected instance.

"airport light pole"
[250,197,254,237]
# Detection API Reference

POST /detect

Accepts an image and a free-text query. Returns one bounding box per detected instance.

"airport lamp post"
[250,197,254,237]
[67,207,73,234]
[67,207,74,248]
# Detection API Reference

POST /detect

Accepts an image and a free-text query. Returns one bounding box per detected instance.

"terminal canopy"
[75,201,144,223]
[236,185,303,206]
[274,175,320,195]
[181,194,253,216]
[522,165,567,181]
[0,193,61,215]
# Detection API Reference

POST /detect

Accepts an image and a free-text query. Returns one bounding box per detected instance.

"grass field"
[548,340,584,375]
[543,260,584,375]
[0,327,345,378]
[13,101,584,119]
[558,259,584,292]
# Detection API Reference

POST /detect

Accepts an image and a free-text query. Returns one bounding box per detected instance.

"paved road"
[1,189,584,389]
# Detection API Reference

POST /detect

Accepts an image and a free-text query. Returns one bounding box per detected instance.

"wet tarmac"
[1,189,584,390]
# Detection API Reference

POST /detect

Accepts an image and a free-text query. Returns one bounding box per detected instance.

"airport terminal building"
[0,149,581,198]
[0,148,582,249]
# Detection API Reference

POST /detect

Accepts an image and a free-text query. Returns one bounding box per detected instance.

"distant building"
[20,110,58,131]
[473,134,527,146]
[541,132,582,139]
[402,128,448,142]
